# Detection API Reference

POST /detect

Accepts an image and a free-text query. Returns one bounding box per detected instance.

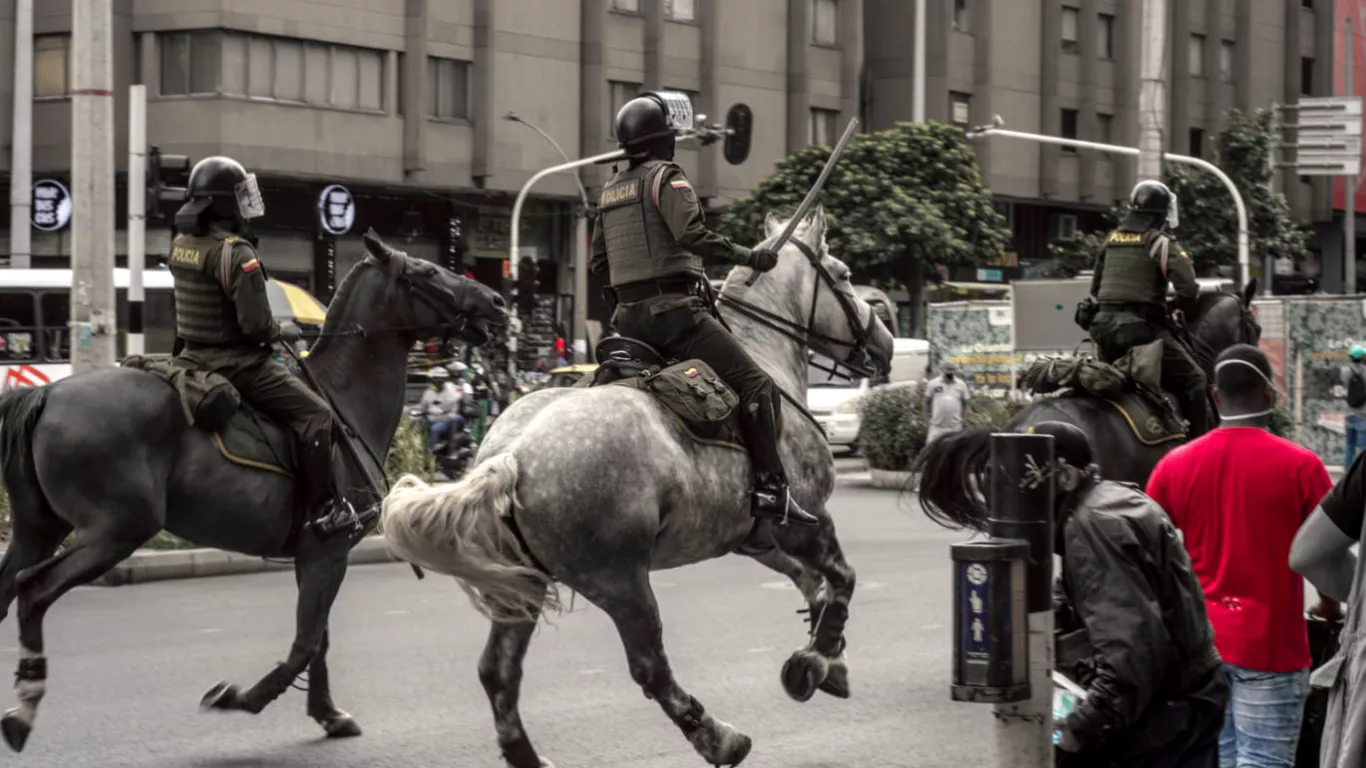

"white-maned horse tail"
[380,454,560,623]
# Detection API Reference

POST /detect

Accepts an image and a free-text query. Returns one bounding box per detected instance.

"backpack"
[1348,367,1366,408]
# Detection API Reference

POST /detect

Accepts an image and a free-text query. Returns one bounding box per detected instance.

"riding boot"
[737,393,820,527]
[1184,389,1214,439]
[298,433,357,538]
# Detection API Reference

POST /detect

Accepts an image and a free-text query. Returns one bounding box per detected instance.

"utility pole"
[1137,0,1168,181]
[70,0,117,372]
[912,0,926,123]
[1347,17,1357,294]
[127,85,146,356]
[10,0,32,268]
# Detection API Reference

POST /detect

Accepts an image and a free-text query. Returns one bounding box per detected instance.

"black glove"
[1074,297,1098,331]
[748,248,779,273]
[277,323,303,344]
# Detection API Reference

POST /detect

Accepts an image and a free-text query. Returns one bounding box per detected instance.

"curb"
[91,536,400,587]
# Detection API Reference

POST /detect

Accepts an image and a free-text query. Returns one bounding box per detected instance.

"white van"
[807,337,930,450]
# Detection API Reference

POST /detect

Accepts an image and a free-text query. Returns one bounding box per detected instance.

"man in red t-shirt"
[1147,344,1333,768]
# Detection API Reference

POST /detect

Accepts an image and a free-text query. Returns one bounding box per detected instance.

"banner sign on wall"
[32,179,71,232]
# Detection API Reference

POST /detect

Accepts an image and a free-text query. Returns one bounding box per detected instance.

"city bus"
[0,269,180,389]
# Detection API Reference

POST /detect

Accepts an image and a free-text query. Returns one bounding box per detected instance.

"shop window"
[0,292,38,363]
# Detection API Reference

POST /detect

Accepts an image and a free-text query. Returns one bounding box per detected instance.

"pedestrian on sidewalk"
[1341,345,1366,467]
[1290,445,1366,768]
[923,361,970,445]
[1146,344,1334,768]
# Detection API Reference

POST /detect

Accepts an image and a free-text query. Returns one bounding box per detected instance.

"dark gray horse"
[916,280,1263,522]
[381,209,895,767]
[0,231,507,752]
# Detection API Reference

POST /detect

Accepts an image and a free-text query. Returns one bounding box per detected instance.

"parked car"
[807,338,931,452]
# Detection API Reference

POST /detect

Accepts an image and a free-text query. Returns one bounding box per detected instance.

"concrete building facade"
[864,0,1337,289]
[0,0,862,362]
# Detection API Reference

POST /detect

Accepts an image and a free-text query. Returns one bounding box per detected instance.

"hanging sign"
[317,184,356,236]
[32,179,72,232]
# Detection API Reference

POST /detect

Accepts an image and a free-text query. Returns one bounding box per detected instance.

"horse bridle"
[716,238,880,380]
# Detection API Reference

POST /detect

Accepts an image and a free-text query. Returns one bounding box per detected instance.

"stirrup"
[307,499,362,538]
[753,488,820,527]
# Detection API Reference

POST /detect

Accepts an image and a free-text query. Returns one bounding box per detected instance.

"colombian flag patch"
[241,258,261,274]
[670,179,691,190]
[685,367,700,377]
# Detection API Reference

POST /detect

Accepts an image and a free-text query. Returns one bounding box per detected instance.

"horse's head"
[1188,277,1262,357]
[360,229,508,346]
[744,205,894,378]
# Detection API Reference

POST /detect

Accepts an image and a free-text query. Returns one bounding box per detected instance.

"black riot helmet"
[175,156,265,235]
[614,91,693,163]
[1128,179,1178,230]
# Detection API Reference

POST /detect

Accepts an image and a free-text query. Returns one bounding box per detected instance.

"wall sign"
[317,184,355,236]
[32,179,72,232]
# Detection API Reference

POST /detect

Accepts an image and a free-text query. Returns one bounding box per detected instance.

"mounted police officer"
[588,91,818,526]
[168,156,350,533]
[1081,179,1212,438]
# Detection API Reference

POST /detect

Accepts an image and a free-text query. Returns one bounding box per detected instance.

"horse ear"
[764,212,781,238]
[1241,277,1258,306]
[806,204,827,244]
[363,227,391,263]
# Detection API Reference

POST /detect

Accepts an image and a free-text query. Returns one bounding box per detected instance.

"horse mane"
[306,260,371,359]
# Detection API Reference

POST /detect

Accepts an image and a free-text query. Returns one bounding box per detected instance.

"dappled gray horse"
[381,208,894,768]
[0,231,507,752]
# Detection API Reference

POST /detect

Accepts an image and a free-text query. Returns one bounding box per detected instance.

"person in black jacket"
[1028,421,1229,767]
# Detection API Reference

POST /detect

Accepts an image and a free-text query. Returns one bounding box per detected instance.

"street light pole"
[967,124,1258,294]
[504,112,595,366]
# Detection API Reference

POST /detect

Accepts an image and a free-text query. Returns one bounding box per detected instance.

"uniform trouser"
[180,346,337,512]
[1089,312,1213,437]
[612,295,788,488]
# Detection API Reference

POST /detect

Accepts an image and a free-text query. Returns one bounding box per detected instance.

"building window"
[665,0,695,21]
[1098,14,1115,60]
[953,0,970,33]
[34,35,72,98]
[1060,108,1079,153]
[609,0,640,12]
[811,0,839,46]
[810,107,838,146]
[950,92,971,127]
[160,31,221,96]
[1098,113,1114,144]
[162,30,384,111]
[1220,40,1235,83]
[428,57,470,120]
[1302,56,1315,95]
[1188,34,1206,77]
[1061,7,1080,54]
[609,80,642,137]
[1189,127,1205,158]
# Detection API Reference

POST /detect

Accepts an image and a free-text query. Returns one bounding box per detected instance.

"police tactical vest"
[598,160,701,286]
[1096,228,1168,307]
[168,232,253,346]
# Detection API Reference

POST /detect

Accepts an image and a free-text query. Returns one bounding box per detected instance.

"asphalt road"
[2,478,993,768]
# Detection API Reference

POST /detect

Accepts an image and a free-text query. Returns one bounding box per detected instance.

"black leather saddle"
[592,335,676,385]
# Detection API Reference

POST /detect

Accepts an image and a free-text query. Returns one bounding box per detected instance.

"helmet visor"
[653,91,695,133]
[1166,194,1179,230]
[234,173,266,220]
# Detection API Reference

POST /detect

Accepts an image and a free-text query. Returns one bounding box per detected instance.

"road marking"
[748,647,772,653]
[384,609,409,616]
[198,628,224,634]
[920,624,943,631]
[579,668,604,675]
[654,582,677,589]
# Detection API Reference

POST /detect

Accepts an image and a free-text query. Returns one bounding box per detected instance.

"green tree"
[1048,108,1309,279]
[719,121,1010,335]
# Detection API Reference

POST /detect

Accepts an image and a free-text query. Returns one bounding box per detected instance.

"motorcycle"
[408,407,476,481]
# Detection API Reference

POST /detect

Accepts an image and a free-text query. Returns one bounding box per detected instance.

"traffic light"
[147,146,191,221]
[516,256,536,315]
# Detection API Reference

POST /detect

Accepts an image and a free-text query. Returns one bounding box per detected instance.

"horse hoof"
[780,649,829,703]
[322,712,363,738]
[200,681,242,712]
[818,655,850,699]
[688,716,751,767]
[1,710,31,753]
